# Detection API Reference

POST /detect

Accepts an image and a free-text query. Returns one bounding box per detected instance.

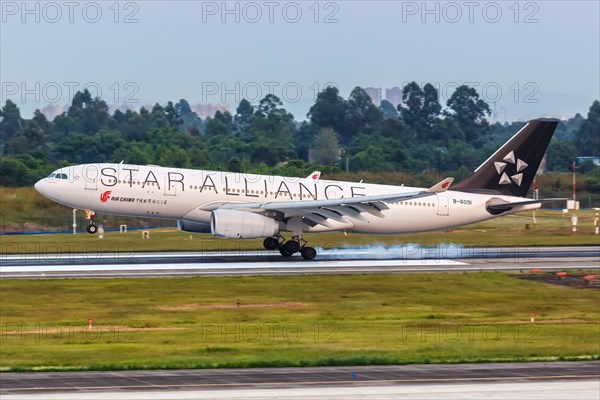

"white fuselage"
[35,163,539,235]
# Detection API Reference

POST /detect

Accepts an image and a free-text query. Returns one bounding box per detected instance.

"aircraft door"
[83,164,98,190]
[164,177,177,196]
[164,172,184,197]
[437,195,449,216]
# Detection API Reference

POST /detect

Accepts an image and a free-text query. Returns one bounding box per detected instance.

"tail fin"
[452,119,559,197]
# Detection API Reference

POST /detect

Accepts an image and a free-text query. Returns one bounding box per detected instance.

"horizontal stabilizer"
[487,198,567,211]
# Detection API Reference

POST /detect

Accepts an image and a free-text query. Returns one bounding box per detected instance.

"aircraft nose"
[34,179,44,193]
[35,178,55,199]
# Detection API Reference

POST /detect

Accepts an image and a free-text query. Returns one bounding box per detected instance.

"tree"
[293,121,316,161]
[310,128,340,165]
[66,90,111,135]
[128,145,153,165]
[399,81,425,128]
[24,118,46,149]
[165,101,182,128]
[344,86,383,142]
[227,156,242,172]
[575,100,600,156]
[398,82,443,142]
[249,94,296,164]
[307,86,347,140]
[176,99,202,133]
[0,100,23,142]
[0,158,29,186]
[122,109,151,141]
[422,83,442,129]
[205,112,232,137]
[446,85,490,146]
[379,100,398,119]
[150,103,170,128]
[547,141,577,171]
[234,98,254,134]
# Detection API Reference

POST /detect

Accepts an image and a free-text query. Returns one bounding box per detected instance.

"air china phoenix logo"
[495,151,528,186]
[441,181,450,189]
[100,190,112,203]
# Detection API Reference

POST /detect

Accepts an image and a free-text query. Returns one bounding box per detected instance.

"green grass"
[1,273,598,371]
[1,209,599,254]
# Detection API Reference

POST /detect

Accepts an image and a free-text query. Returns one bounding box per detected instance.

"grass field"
[1,210,599,254]
[0,273,598,371]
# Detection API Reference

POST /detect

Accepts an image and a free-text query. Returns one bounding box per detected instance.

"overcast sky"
[1,0,599,121]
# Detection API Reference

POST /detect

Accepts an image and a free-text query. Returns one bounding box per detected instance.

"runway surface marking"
[2,374,597,392]
[0,259,467,273]
[2,380,599,400]
[2,246,598,264]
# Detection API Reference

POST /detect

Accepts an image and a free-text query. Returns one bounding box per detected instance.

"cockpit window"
[47,172,68,179]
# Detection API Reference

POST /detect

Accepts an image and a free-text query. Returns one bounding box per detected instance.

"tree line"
[0,83,598,188]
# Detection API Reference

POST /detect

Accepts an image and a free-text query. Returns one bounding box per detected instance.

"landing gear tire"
[263,237,279,251]
[86,224,97,234]
[283,240,300,254]
[279,246,294,257]
[300,247,317,261]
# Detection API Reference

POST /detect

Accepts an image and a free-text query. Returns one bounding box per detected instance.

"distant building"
[191,103,233,119]
[40,104,67,120]
[385,87,402,108]
[364,87,381,106]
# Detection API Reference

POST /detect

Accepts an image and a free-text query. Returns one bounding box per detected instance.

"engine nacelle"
[178,219,211,233]
[211,210,279,239]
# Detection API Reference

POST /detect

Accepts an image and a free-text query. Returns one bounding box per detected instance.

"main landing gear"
[262,236,317,261]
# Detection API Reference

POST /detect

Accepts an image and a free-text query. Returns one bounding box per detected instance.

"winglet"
[306,171,321,181]
[426,177,454,193]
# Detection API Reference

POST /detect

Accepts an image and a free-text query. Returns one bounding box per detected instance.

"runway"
[1,246,598,278]
[1,248,598,399]
[1,361,598,398]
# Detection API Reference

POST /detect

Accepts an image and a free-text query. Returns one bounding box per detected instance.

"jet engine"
[177,219,211,233]
[211,209,279,239]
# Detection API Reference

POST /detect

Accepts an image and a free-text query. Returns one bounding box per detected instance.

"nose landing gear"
[85,210,97,234]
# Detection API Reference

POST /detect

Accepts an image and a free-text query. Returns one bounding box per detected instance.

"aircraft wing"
[200,178,452,227]
[201,190,436,228]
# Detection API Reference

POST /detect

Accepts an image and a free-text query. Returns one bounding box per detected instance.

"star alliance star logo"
[494,151,527,186]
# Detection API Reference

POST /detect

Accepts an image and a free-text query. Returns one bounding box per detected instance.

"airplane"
[35,119,563,260]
